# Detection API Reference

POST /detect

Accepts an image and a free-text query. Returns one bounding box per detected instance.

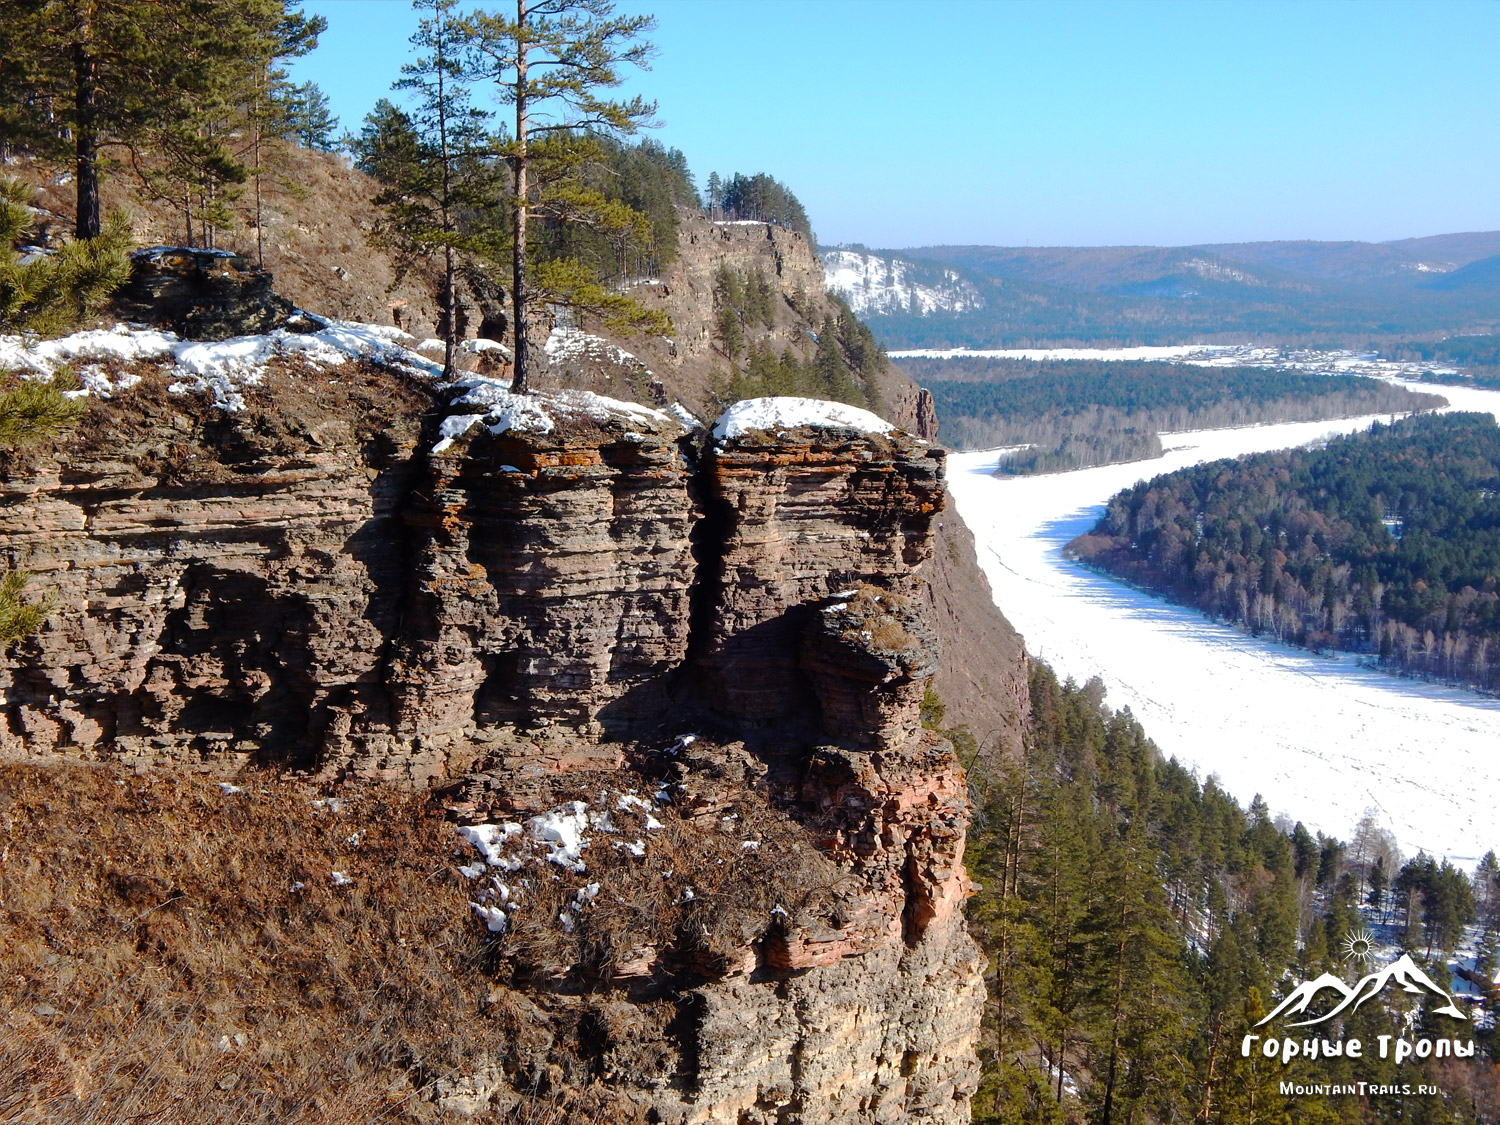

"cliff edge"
[0,340,989,1121]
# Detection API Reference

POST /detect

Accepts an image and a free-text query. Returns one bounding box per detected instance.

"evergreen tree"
[0,178,131,335]
[0,1,323,241]
[462,0,661,394]
[283,81,339,150]
[1475,850,1500,924]
[716,171,812,235]
[0,181,102,646]
[242,17,327,264]
[387,0,497,377]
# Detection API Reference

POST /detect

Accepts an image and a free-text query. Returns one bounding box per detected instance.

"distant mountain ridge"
[830,232,1500,349]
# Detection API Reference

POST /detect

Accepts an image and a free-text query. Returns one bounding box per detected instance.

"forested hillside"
[1071,413,1500,693]
[1390,336,1500,390]
[963,664,1500,1124]
[909,357,1442,470]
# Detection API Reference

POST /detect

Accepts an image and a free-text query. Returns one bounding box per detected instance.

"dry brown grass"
[0,757,851,1123]
[0,762,649,1123]
[488,787,846,986]
[8,147,449,335]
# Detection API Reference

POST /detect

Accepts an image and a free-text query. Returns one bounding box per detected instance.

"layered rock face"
[364,408,701,782]
[115,246,294,339]
[1,377,987,1123]
[698,428,943,724]
[0,368,428,768]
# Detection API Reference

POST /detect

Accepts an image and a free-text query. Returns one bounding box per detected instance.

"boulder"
[114,246,293,340]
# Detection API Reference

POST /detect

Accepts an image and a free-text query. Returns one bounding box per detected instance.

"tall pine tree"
[461,0,661,393]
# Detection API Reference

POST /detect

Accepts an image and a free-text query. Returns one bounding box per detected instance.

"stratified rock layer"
[1,375,991,1124]
[115,246,294,339]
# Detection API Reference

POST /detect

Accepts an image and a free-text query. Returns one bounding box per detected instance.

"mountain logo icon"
[1257,953,1468,1028]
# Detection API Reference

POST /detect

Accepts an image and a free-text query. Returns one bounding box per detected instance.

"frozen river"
[948,380,1500,862]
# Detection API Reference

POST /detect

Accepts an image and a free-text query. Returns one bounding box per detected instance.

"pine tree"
[0,178,131,335]
[0,359,74,650]
[815,315,859,404]
[391,0,498,378]
[242,18,326,265]
[0,1,319,242]
[0,180,102,646]
[284,82,339,150]
[704,170,723,217]
[462,0,661,394]
[1475,851,1499,924]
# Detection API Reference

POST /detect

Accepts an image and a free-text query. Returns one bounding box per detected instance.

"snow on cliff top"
[0,318,443,411]
[0,319,677,436]
[711,396,894,442]
[432,375,678,452]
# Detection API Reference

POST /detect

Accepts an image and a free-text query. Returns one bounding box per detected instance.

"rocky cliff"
[0,351,994,1121]
[9,149,1027,760]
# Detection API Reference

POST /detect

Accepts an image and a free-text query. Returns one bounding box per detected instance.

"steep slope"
[821,247,984,317]
[12,147,453,332]
[0,319,1003,1120]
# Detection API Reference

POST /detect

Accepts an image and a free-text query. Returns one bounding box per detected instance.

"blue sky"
[289,0,1500,249]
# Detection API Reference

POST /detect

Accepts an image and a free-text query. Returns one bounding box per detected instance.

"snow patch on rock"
[441,375,678,443]
[0,317,443,412]
[712,396,895,442]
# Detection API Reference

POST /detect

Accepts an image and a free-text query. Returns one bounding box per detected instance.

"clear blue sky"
[289,0,1500,249]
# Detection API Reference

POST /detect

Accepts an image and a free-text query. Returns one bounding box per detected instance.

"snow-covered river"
[949,380,1500,862]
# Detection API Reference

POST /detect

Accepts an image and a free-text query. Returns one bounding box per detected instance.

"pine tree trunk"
[254,71,265,268]
[71,3,101,240]
[444,246,457,378]
[436,3,456,379]
[509,0,530,395]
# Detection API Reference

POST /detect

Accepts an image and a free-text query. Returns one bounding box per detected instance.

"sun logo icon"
[1341,927,1377,968]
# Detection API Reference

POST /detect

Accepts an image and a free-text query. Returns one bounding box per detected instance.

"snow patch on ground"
[453,786,676,938]
[712,396,894,442]
[0,318,443,411]
[456,822,524,870]
[950,381,1500,860]
[543,325,644,369]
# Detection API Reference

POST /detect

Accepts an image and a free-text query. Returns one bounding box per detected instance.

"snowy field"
[949,378,1500,863]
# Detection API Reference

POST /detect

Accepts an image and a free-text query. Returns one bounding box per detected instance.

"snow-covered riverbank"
[950,394,1500,862]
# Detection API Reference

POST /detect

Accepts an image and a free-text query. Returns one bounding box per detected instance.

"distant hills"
[822,232,1500,349]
